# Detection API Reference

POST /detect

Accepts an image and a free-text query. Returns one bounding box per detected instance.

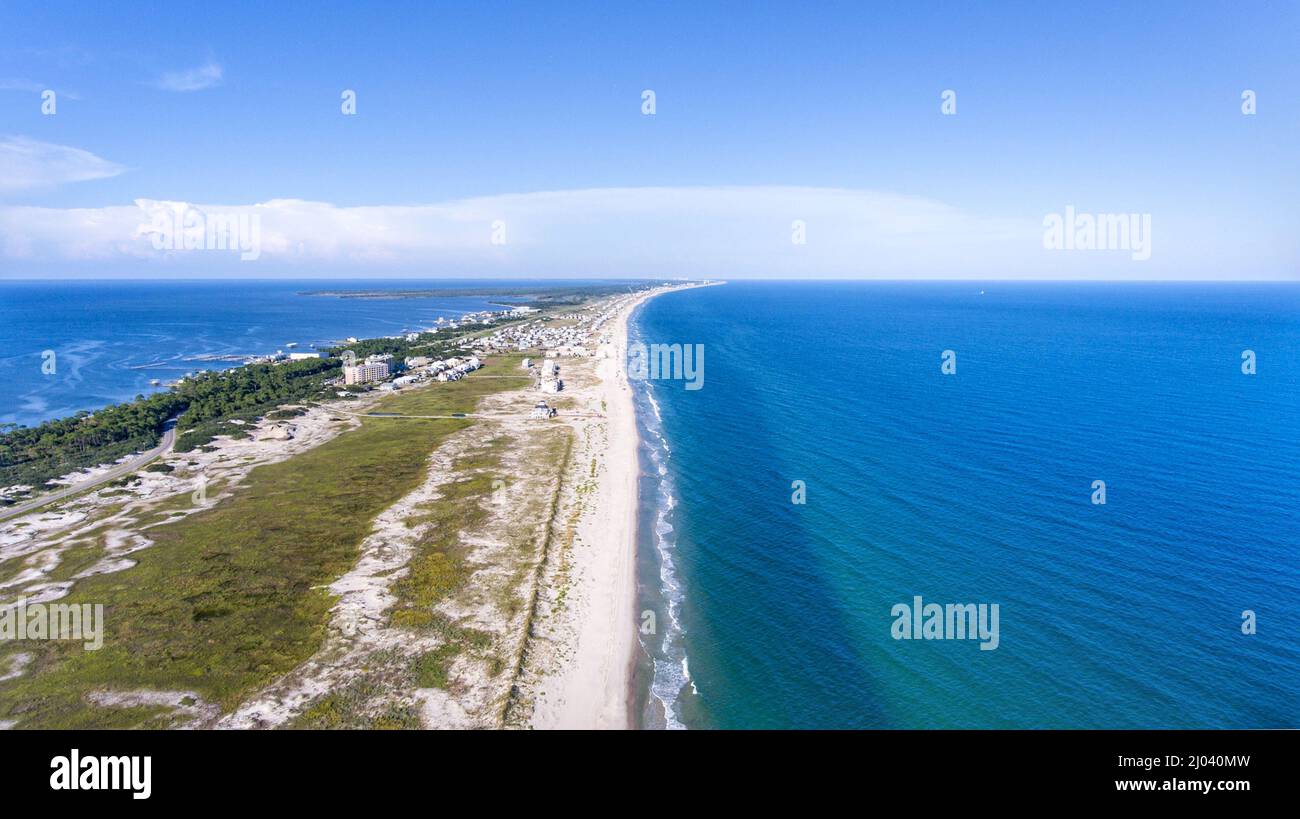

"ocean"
[5,278,1297,729]
[632,281,1300,729]
[0,279,560,429]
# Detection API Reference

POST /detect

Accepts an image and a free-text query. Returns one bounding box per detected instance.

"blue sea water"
[632,281,1300,729]
[4,278,1297,728]
[0,279,560,429]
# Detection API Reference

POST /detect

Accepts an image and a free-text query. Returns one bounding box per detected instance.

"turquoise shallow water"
[632,281,1300,729]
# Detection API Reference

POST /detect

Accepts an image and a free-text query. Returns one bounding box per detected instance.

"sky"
[0,0,1297,279]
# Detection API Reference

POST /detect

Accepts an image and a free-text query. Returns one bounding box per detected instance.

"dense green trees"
[0,311,529,495]
[0,358,340,492]
[0,391,186,491]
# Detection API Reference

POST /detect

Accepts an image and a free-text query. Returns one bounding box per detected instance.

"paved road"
[0,419,178,523]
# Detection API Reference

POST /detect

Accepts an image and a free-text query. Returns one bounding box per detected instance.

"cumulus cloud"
[0,136,125,194]
[0,187,1049,276]
[154,61,223,92]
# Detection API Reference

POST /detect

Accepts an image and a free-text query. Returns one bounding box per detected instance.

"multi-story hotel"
[343,361,390,385]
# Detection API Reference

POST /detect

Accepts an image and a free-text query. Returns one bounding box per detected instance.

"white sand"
[0,285,704,729]
[529,286,694,729]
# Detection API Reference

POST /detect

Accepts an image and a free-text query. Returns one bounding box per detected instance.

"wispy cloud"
[0,137,125,194]
[0,80,81,100]
[154,60,223,92]
[0,79,46,93]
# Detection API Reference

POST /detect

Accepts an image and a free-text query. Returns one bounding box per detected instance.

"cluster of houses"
[339,352,483,390]
[476,318,592,357]
[341,306,535,352]
[427,305,536,333]
[586,295,639,337]
[402,354,483,383]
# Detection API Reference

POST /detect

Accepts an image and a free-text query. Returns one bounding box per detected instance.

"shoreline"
[532,281,716,729]
[0,281,711,729]
[522,287,654,728]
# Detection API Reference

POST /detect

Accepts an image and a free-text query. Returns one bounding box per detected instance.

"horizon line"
[1,277,1297,284]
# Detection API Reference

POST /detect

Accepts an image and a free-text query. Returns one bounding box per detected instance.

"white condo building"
[344,361,390,385]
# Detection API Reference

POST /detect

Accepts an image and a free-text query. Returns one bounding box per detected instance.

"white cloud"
[5,186,1278,279]
[0,136,125,194]
[154,61,223,92]
[0,188,1040,275]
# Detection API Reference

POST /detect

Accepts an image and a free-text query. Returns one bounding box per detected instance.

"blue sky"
[1,1,1297,278]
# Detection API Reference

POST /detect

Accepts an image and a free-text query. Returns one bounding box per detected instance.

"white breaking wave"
[637,374,692,730]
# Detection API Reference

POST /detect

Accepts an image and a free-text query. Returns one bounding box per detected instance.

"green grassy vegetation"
[44,530,117,584]
[411,644,459,689]
[388,473,493,628]
[264,407,308,420]
[0,355,526,729]
[387,434,511,629]
[288,629,496,729]
[60,705,176,730]
[288,675,421,730]
[0,554,30,588]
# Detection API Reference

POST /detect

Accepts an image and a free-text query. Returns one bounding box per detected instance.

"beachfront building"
[246,350,288,364]
[538,357,563,393]
[344,361,390,385]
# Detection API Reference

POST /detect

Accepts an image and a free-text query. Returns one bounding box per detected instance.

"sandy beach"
[521,282,715,728]
[0,284,698,730]
[522,291,651,728]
